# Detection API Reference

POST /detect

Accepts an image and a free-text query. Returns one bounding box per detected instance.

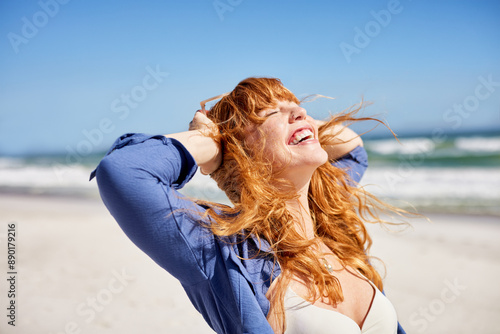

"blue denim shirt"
[90,133,405,334]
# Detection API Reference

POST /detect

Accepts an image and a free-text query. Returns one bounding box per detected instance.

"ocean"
[1,133,499,216]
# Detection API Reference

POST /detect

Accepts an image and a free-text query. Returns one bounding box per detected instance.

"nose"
[290,107,307,122]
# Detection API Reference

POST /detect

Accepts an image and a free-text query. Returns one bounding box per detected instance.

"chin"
[297,147,328,167]
[312,148,329,166]
[295,151,329,173]
[271,145,328,172]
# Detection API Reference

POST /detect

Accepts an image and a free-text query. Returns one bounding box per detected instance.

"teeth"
[290,129,314,145]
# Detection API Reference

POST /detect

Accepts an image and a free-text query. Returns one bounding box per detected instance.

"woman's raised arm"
[165,110,222,175]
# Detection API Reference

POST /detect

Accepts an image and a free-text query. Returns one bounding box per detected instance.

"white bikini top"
[284,279,398,334]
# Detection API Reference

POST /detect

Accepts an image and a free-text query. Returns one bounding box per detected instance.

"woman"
[90,77,406,333]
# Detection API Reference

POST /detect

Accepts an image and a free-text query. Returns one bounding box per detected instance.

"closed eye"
[265,111,279,117]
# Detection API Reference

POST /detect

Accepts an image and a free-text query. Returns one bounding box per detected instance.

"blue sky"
[1,0,499,156]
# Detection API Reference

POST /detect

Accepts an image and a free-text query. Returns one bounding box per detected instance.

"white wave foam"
[0,157,24,168]
[0,164,95,189]
[454,136,500,153]
[362,167,500,203]
[366,138,436,155]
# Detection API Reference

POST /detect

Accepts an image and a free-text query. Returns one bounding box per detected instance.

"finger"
[189,111,202,130]
[195,112,212,124]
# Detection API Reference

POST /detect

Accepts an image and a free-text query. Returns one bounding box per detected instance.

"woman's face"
[244,100,328,183]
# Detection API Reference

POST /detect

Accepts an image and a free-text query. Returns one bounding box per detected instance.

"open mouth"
[288,128,315,145]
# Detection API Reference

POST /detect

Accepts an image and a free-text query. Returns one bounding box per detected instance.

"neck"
[285,180,316,240]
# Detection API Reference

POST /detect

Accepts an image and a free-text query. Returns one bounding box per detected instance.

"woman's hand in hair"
[315,119,363,161]
[189,110,222,175]
[189,110,216,133]
[164,110,222,175]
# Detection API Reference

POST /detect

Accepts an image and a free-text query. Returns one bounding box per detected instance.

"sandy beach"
[0,192,499,334]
